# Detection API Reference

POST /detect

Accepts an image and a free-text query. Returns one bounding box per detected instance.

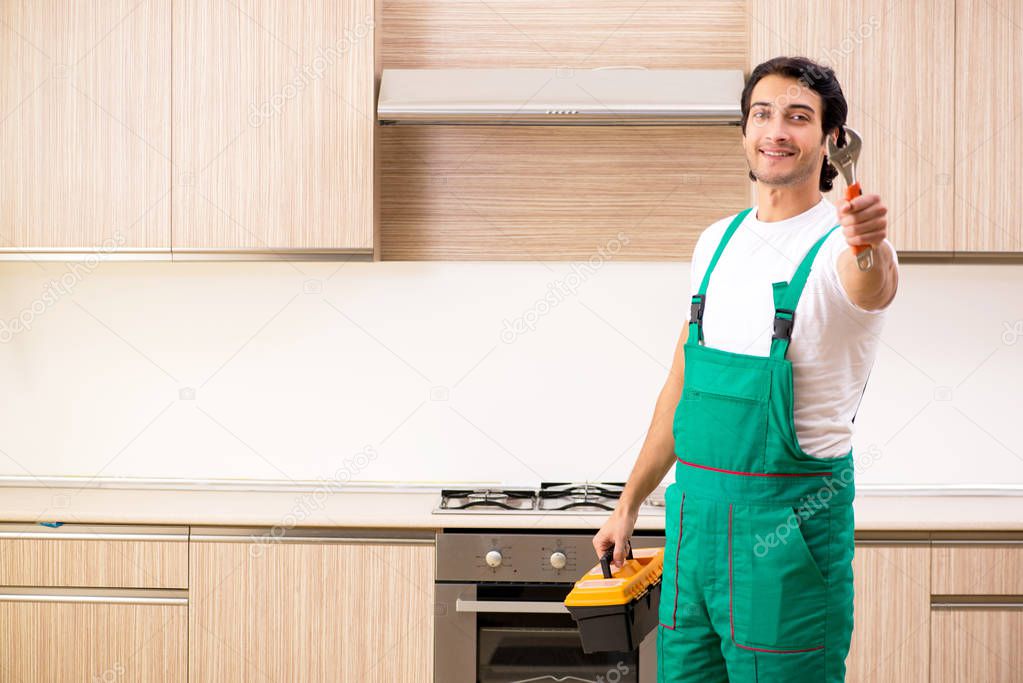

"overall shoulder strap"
[769,223,842,360]
[689,208,753,344]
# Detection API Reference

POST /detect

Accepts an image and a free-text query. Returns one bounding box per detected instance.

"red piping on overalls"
[659,492,685,630]
[678,457,830,478]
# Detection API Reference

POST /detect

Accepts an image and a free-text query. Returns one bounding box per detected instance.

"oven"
[434,530,664,683]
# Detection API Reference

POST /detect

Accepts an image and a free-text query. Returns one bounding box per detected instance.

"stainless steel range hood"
[377,67,744,126]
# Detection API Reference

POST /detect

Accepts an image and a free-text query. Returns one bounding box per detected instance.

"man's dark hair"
[740,56,848,192]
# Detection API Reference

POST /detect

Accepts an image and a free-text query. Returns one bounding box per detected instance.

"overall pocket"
[657,483,686,629]
[728,503,827,652]
[674,353,771,473]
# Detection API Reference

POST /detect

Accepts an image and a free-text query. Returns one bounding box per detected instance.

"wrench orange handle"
[844,182,874,271]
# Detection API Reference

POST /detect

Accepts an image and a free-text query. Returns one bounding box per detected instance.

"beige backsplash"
[0,259,1019,488]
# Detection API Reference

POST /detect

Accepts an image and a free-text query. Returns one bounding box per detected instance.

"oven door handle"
[455,598,569,614]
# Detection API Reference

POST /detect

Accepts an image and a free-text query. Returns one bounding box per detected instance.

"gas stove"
[435,481,665,514]
[433,483,666,680]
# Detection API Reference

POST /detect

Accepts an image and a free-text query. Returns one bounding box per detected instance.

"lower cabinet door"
[189,531,435,683]
[845,543,931,682]
[931,605,1023,682]
[0,590,187,681]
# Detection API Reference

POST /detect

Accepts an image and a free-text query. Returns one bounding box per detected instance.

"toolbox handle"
[599,541,634,579]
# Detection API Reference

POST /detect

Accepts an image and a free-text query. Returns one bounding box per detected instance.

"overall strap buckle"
[690,295,706,325]
[772,308,795,341]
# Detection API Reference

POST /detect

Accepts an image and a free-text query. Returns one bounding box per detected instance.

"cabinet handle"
[932,601,1023,609]
[0,587,187,605]
[0,532,188,541]
[854,540,931,546]
[0,526,187,542]
[932,540,1023,545]
[190,530,434,544]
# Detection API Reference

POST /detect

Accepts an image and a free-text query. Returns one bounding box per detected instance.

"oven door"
[435,582,657,683]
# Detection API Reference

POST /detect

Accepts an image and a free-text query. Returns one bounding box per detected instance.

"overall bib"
[657,208,856,683]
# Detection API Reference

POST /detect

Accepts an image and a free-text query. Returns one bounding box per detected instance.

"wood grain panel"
[0,0,171,250]
[380,125,749,260]
[846,544,931,682]
[382,0,748,69]
[380,0,749,260]
[933,542,1023,595]
[954,0,1023,253]
[189,539,434,682]
[0,525,188,589]
[750,0,954,252]
[173,0,375,251]
[0,600,186,682]
[931,607,1023,682]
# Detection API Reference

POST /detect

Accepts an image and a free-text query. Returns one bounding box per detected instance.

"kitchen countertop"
[0,481,1021,532]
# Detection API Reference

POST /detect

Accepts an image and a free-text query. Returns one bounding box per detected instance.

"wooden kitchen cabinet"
[931,605,1023,682]
[1,0,375,258]
[0,523,188,588]
[172,0,375,255]
[932,537,1023,595]
[954,0,1023,253]
[845,540,931,682]
[0,523,189,681]
[0,594,187,682]
[930,534,1023,682]
[750,1,955,253]
[0,0,172,254]
[188,528,434,682]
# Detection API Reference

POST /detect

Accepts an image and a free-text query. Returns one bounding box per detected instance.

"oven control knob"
[549,551,567,570]
[484,549,503,568]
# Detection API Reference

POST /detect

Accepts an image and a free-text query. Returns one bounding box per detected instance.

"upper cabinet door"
[750,1,955,253]
[0,0,171,252]
[955,0,1023,253]
[173,0,375,254]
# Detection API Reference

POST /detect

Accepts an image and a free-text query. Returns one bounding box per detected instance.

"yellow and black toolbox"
[564,544,664,653]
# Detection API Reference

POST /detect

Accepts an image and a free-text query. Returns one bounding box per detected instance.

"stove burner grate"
[439,488,537,511]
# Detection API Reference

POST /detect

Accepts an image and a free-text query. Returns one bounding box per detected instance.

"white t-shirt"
[689,197,897,458]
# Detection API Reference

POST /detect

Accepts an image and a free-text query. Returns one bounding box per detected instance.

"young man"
[593,56,899,682]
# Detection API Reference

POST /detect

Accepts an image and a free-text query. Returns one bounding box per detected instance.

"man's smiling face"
[742,74,835,188]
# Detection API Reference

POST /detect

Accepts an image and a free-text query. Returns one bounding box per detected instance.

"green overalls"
[657,208,857,682]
